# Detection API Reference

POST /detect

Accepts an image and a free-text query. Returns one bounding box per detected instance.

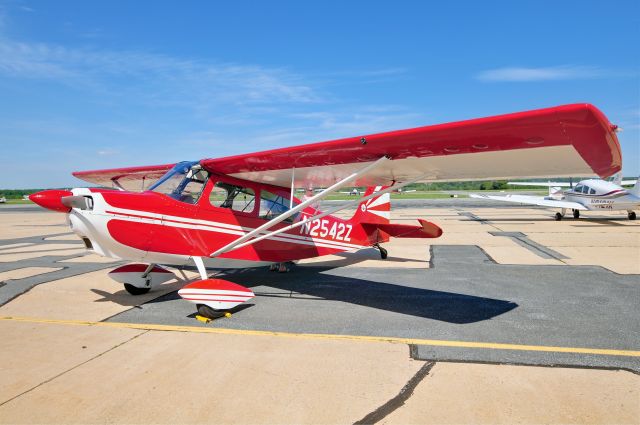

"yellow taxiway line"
[2,315,639,358]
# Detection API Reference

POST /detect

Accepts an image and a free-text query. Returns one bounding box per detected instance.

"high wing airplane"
[29,103,622,318]
[470,177,640,220]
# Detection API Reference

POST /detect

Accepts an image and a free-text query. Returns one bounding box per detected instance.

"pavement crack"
[353,361,435,425]
[0,330,149,408]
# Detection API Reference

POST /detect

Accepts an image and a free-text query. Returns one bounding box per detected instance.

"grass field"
[1,199,33,205]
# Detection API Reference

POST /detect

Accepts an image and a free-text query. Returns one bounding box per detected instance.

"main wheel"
[555,212,563,221]
[629,211,637,220]
[124,283,150,295]
[573,209,580,219]
[197,304,226,319]
[379,246,388,259]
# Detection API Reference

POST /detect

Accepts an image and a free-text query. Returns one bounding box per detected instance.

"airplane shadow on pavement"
[141,246,519,325]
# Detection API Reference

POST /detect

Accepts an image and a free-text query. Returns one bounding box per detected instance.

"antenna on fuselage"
[569,177,573,189]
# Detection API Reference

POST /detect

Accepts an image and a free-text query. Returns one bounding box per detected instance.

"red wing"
[72,163,174,191]
[72,104,621,189]
[201,103,621,187]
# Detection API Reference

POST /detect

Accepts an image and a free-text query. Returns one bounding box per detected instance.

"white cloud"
[0,39,320,110]
[97,149,118,156]
[476,65,603,82]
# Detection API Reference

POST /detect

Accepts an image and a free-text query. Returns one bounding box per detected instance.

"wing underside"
[73,163,175,191]
[470,193,587,210]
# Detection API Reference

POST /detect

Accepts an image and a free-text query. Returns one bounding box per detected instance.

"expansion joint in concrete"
[0,330,149,408]
[353,360,435,424]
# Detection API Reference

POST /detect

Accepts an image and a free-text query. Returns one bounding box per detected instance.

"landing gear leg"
[555,208,566,221]
[572,209,580,219]
[193,256,208,280]
[190,258,233,321]
[123,263,155,295]
[373,243,388,259]
[628,211,637,220]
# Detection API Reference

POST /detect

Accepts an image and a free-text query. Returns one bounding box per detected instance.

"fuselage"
[561,179,640,211]
[66,182,381,269]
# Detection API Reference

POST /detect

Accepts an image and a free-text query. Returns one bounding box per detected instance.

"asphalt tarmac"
[109,244,640,372]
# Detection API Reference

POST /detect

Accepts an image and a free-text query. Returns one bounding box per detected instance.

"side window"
[260,190,298,222]
[582,186,590,194]
[589,188,596,195]
[209,181,256,213]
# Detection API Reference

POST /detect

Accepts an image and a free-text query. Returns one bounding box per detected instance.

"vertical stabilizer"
[630,177,640,197]
[351,186,391,224]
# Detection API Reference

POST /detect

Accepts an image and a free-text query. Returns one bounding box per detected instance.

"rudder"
[351,186,390,225]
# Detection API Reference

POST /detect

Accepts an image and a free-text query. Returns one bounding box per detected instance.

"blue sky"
[0,0,638,188]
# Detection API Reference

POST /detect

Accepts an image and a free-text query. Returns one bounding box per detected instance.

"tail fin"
[630,177,640,197]
[351,186,390,224]
[611,172,623,186]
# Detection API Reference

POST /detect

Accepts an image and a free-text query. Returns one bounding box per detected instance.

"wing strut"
[209,156,390,257]
[213,172,430,255]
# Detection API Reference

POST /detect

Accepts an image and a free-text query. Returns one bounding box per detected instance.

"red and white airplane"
[30,104,622,318]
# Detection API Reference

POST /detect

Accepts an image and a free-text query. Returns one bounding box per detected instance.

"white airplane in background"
[470,176,640,220]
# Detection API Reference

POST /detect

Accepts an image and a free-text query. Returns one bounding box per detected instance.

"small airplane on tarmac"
[30,104,622,318]
[470,177,640,220]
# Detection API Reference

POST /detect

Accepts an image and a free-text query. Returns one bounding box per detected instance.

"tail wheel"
[124,283,151,295]
[573,209,580,219]
[373,243,388,259]
[555,212,563,221]
[629,211,636,220]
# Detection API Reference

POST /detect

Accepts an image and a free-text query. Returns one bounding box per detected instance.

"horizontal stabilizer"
[363,219,443,239]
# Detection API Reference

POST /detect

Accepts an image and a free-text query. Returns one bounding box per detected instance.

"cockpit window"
[148,161,209,204]
[260,190,298,222]
[209,181,256,213]
[582,186,590,194]
[574,185,583,193]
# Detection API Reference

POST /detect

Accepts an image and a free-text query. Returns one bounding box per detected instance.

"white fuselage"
[561,179,640,211]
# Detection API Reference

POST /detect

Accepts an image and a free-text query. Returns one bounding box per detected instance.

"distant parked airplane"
[471,177,640,220]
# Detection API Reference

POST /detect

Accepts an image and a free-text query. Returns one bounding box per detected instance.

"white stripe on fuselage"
[102,205,364,252]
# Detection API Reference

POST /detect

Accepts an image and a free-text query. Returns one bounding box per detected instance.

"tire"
[379,246,388,259]
[555,212,563,221]
[124,283,150,295]
[629,211,637,220]
[197,304,225,319]
[573,209,580,219]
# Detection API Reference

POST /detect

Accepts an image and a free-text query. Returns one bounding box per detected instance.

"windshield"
[148,160,209,204]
